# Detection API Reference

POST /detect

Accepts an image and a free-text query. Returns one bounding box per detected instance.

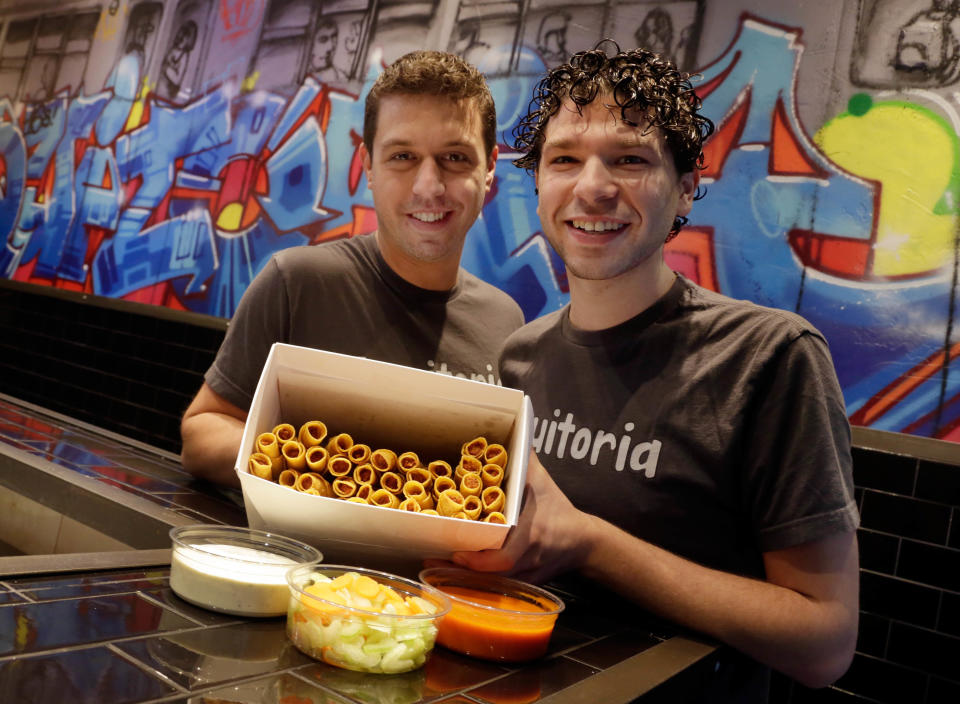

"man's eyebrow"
[542,134,651,150]
[378,138,479,151]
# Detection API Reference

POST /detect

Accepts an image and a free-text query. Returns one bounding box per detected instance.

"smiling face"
[535,97,696,285]
[362,93,497,289]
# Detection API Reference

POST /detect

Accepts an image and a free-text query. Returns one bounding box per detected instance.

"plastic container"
[286,564,451,674]
[419,567,565,662]
[169,525,321,617]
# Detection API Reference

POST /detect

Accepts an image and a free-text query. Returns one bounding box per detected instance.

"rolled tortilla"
[327,455,353,478]
[421,509,439,516]
[428,460,453,479]
[399,498,422,512]
[380,471,403,495]
[278,469,300,487]
[353,463,376,485]
[332,477,357,499]
[256,433,284,472]
[403,480,434,509]
[481,485,505,514]
[347,443,371,465]
[281,440,306,471]
[483,444,508,468]
[398,451,421,471]
[483,511,507,524]
[272,423,296,444]
[455,455,482,482]
[346,497,367,504]
[437,489,465,517]
[294,472,333,497]
[305,446,329,473]
[248,452,273,480]
[326,432,353,456]
[356,483,373,503]
[405,467,433,492]
[480,463,504,487]
[463,495,482,520]
[461,436,487,459]
[370,488,400,509]
[459,471,482,497]
[370,448,397,473]
[432,475,456,499]
[298,420,328,448]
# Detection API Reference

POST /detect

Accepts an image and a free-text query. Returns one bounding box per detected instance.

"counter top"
[0,395,720,704]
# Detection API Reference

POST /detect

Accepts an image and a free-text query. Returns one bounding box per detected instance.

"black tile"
[467,655,597,703]
[915,460,960,506]
[856,612,890,657]
[897,540,960,592]
[0,645,176,703]
[928,675,960,704]
[887,621,960,682]
[158,671,351,703]
[113,620,310,691]
[563,629,660,669]
[950,509,960,550]
[142,587,243,627]
[790,684,878,703]
[938,590,960,639]
[859,571,940,628]
[860,491,951,544]
[0,592,195,656]
[858,529,899,574]
[852,448,917,495]
[832,653,927,704]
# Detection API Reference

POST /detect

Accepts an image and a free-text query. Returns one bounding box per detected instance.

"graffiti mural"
[0,0,957,441]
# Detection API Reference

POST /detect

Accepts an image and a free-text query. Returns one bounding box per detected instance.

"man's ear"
[677,169,698,217]
[360,142,373,188]
[484,145,499,191]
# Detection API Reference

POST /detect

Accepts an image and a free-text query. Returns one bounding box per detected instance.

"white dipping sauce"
[170,543,298,617]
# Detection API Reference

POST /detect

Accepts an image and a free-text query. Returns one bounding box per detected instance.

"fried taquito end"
[370,488,400,509]
[380,471,403,495]
[256,433,284,471]
[455,455,482,482]
[405,466,433,492]
[483,511,507,524]
[347,443,371,465]
[346,497,367,504]
[355,483,373,503]
[298,420,328,448]
[295,472,333,497]
[305,446,329,473]
[370,448,397,473]
[459,471,482,498]
[398,451,421,471]
[332,477,357,499]
[437,489,466,517]
[480,463,504,487]
[432,475,456,499]
[428,460,453,479]
[481,485,505,514]
[278,469,300,487]
[327,454,353,478]
[483,444,508,468]
[402,480,434,510]
[421,509,439,516]
[399,498,422,512]
[463,495,482,520]
[282,440,306,471]
[461,436,487,459]
[248,452,273,480]
[451,511,468,520]
[325,432,353,456]
[353,463,376,486]
[272,423,297,444]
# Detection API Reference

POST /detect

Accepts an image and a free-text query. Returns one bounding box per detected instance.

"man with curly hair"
[453,44,859,699]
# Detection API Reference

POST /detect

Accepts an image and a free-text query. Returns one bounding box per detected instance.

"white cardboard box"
[236,343,532,565]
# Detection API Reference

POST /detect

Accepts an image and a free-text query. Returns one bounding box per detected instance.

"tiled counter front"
[0,565,717,704]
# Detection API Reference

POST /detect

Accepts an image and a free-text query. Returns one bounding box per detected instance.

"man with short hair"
[181,51,523,487]
[454,45,859,699]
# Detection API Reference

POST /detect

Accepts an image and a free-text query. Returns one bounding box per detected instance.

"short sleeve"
[741,332,859,552]
[204,257,291,410]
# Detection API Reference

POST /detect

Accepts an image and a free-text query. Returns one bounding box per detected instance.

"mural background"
[0,0,958,443]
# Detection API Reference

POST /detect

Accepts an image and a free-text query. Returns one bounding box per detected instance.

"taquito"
[483,444,508,468]
[298,420,328,448]
[481,486,505,514]
[480,463,504,487]
[326,432,353,456]
[281,440,306,471]
[347,443,371,465]
[272,423,296,444]
[461,436,487,458]
[437,489,465,517]
[332,477,357,499]
[483,511,507,524]
[295,472,332,497]
[305,446,329,473]
[248,452,273,480]
[463,495,482,520]
[278,469,300,487]
[370,488,400,509]
[370,448,397,472]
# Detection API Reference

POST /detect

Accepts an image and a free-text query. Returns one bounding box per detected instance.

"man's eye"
[620,155,649,165]
[445,153,470,163]
[390,152,413,161]
[551,155,575,164]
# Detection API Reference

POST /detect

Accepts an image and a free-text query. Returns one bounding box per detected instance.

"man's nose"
[572,158,617,203]
[412,159,445,199]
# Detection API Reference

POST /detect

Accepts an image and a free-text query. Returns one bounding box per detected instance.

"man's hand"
[450,451,596,583]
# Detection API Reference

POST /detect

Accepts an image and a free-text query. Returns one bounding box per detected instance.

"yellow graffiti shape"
[815,100,958,278]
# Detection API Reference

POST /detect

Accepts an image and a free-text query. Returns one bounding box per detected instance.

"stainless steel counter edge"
[0,548,172,577]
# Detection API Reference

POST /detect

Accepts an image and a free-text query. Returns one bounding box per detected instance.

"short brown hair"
[363,50,497,157]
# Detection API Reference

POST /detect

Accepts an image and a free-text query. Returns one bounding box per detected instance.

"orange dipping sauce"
[432,584,560,662]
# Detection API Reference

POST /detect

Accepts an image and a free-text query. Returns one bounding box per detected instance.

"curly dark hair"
[513,42,714,236]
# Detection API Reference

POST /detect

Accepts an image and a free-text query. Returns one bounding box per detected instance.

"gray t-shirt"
[500,275,858,579]
[206,234,525,409]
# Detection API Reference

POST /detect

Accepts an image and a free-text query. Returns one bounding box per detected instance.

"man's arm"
[453,455,859,689]
[180,383,249,487]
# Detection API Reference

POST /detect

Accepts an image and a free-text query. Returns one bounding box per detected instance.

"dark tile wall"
[3,285,960,702]
[0,284,224,453]
[775,448,960,704]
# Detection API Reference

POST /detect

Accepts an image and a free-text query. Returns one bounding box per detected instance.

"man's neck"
[374,232,460,291]
[567,262,676,331]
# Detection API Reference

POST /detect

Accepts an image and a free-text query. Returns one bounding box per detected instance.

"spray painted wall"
[0,0,957,443]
